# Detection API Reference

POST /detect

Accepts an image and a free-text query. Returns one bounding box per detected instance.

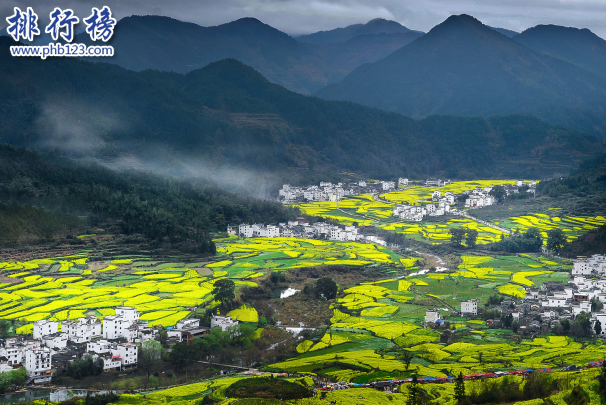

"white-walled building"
[211,314,239,331]
[239,224,253,238]
[115,307,139,323]
[175,318,200,330]
[112,342,138,370]
[461,299,478,315]
[33,320,58,340]
[425,310,441,324]
[24,345,52,382]
[62,317,102,343]
[0,338,24,366]
[42,333,68,349]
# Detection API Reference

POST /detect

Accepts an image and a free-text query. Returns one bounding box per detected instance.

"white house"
[87,340,113,354]
[425,310,441,324]
[239,224,253,238]
[116,307,139,323]
[62,317,102,343]
[210,314,239,331]
[102,314,138,342]
[461,300,478,315]
[33,320,58,340]
[112,342,138,370]
[24,346,52,382]
[0,338,24,366]
[42,333,68,349]
[381,181,395,191]
[175,318,200,330]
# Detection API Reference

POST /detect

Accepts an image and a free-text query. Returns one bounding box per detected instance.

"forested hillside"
[0,144,294,247]
[316,14,606,137]
[0,36,601,181]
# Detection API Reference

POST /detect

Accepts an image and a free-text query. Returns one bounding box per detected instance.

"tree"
[546,228,567,254]
[489,185,507,203]
[595,319,602,336]
[454,372,466,402]
[450,228,466,246]
[315,277,338,300]
[406,374,420,405]
[591,298,604,312]
[402,352,413,370]
[212,279,235,304]
[465,229,478,248]
[158,329,168,347]
[170,341,197,370]
[571,312,592,338]
[0,368,27,394]
[139,340,164,381]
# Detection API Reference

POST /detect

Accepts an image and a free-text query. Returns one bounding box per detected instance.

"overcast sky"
[4,0,606,39]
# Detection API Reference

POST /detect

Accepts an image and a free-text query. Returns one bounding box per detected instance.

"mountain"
[487,26,519,38]
[514,25,606,79]
[296,18,422,45]
[0,143,293,247]
[78,15,330,94]
[0,36,602,181]
[315,14,606,138]
[76,16,424,94]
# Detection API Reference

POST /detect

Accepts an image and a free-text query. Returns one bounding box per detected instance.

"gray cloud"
[3,0,606,38]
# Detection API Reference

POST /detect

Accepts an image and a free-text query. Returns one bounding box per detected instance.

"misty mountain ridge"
[315,14,606,138]
[513,24,606,79]
[0,36,602,184]
[295,18,422,45]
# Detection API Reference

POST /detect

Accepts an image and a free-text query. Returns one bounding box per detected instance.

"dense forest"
[0,144,295,248]
[0,36,602,182]
[537,152,606,201]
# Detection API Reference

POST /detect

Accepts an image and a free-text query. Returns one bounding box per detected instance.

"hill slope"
[0,144,292,247]
[0,36,602,180]
[514,24,606,79]
[315,14,606,137]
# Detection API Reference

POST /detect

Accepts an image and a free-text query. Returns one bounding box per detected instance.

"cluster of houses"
[2,307,240,385]
[278,180,402,203]
[425,255,606,338]
[228,220,386,244]
[230,221,357,241]
[392,190,456,221]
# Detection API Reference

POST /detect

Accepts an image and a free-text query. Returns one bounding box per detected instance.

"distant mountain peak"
[296,18,418,45]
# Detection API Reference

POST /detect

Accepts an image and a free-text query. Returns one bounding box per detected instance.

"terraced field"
[262,253,595,386]
[2,237,419,332]
[292,180,605,247]
[501,213,606,243]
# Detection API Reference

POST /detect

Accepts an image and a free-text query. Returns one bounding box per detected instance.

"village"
[424,254,606,342]
[0,309,240,385]
[229,179,536,242]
